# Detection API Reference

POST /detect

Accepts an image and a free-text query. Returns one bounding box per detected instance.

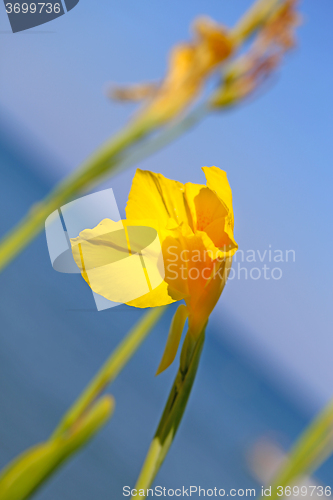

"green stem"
[0,307,166,500]
[133,325,206,496]
[263,401,333,500]
[0,0,283,274]
[52,306,166,439]
[0,107,205,273]
[0,119,151,273]
[231,0,280,45]
[0,396,114,500]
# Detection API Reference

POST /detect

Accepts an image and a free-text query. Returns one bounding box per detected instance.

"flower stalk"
[133,325,206,497]
[0,119,152,273]
[52,306,166,438]
[0,0,297,274]
[0,396,114,500]
[231,0,280,44]
[261,400,333,500]
[0,307,165,500]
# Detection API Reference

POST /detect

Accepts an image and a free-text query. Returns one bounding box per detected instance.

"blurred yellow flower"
[71,167,237,343]
[112,0,300,119]
[111,17,234,124]
[212,0,300,107]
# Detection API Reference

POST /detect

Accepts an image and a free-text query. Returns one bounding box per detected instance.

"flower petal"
[187,256,233,335]
[126,169,190,228]
[70,218,173,306]
[185,171,237,254]
[162,223,220,305]
[185,183,227,231]
[155,304,188,375]
[114,17,234,126]
[202,166,234,225]
[126,281,175,308]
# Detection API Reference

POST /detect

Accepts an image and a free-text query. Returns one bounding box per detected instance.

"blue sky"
[0,0,332,408]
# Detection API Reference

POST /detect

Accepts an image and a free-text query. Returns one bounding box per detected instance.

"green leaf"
[53,306,166,438]
[0,1,286,275]
[0,307,166,500]
[0,396,114,500]
[265,401,333,500]
[156,304,188,376]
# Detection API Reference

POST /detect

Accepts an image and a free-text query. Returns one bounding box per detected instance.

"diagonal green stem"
[0,0,282,274]
[0,307,166,500]
[261,401,333,500]
[0,119,153,273]
[0,104,210,274]
[52,306,166,438]
[231,0,280,44]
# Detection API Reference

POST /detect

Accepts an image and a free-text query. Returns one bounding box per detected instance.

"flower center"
[196,213,211,231]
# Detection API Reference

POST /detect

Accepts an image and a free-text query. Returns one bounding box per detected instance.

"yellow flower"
[111,17,234,125]
[71,166,237,321]
[110,1,300,123]
[71,167,237,370]
[212,0,300,107]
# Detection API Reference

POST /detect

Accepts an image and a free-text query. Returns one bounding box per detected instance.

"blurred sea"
[0,116,332,499]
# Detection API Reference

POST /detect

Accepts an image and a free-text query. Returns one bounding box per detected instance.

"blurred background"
[0,0,332,498]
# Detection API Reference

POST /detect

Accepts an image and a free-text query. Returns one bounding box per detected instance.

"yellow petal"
[193,17,233,67]
[126,169,190,229]
[204,217,238,256]
[70,218,170,306]
[185,173,237,254]
[162,224,219,305]
[185,183,227,231]
[126,18,234,126]
[71,219,129,274]
[187,256,233,335]
[201,166,238,253]
[202,166,234,225]
[162,232,191,301]
[126,281,175,308]
[155,304,188,375]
